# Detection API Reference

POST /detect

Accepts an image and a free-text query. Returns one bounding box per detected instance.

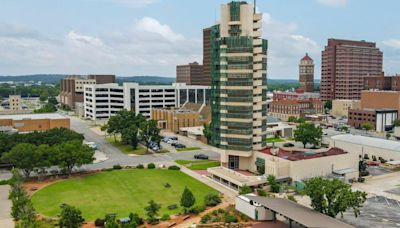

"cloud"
[383,39,400,50]
[0,18,201,76]
[262,13,322,78]
[135,17,185,42]
[317,0,348,7]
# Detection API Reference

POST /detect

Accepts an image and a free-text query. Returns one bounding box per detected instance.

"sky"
[0,0,399,79]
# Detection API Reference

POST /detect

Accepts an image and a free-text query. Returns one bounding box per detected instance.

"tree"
[180,187,196,214]
[393,119,400,127]
[203,123,212,144]
[121,125,139,149]
[294,122,323,148]
[239,185,253,195]
[34,144,53,180]
[297,117,306,123]
[140,120,161,153]
[9,169,37,226]
[104,214,119,228]
[267,175,280,193]
[53,140,94,175]
[361,122,374,131]
[304,177,367,218]
[145,200,161,224]
[59,205,84,228]
[2,144,39,178]
[287,116,297,123]
[324,100,332,110]
[48,96,58,106]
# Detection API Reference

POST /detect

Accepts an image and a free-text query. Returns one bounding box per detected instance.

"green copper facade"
[210,1,268,152]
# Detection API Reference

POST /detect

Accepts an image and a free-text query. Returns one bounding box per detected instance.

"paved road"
[69,117,220,171]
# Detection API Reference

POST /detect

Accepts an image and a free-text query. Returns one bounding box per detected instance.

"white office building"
[84,83,210,120]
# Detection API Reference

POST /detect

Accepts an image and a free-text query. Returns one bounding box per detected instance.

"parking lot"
[340,196,400,227]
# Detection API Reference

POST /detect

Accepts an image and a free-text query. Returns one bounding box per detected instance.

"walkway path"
[0,185,13,228]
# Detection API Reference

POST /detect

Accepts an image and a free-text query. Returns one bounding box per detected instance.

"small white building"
[84,83,210,120]
[331,134,400,161]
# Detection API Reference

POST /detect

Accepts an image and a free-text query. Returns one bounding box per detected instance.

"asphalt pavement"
[69,117,220,171]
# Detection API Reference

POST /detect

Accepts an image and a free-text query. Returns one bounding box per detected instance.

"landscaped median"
[175,160,220,170]
[106,137,148,155]
[176,147,201,152]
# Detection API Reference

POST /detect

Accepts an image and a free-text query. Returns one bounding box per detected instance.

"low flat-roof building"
[331,134,400,161]
[348,108,398,132]
[152,108,201,134]
[0,113,70,132]
[236,195,354,228]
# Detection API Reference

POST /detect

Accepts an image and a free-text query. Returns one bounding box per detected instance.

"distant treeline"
[0,84,59,99]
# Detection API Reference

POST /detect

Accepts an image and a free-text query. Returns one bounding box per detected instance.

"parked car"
[194,154,209,160]
[162,137,170,143]
[174,144,186,149]
[85,142,99,150]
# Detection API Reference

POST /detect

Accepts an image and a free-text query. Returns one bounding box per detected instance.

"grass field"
[176,147,201,152]
[175,160,220,170]
[105,137,147,155]
[32,169,218,221]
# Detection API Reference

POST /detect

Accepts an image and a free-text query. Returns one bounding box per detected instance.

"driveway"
[69,117,220,171]
[0,185,13,228]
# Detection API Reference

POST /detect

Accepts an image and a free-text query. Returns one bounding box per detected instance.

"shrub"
[190,205,206,214]
[164,183,171,188]
[257,189,268,197]
[200,214,211,224]
[0,179,9,185]
[168,165,180,170]
[211,216,221,223]
[204,193,222,206]
[224,214,237,223]
[136,164,144,169]
[160,214,170,221]
[94,218,105,227]
[167,204,178,210]
[113,164,122,170]
[129,212,144,225]
[239,185,253,195]
[147,163,156,169]
[364,154,369,160]
[287,195,297,203]
[372,156,377,162]
[104,168,114,172]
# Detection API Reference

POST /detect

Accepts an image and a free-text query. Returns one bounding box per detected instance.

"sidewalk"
[0,185,13,228]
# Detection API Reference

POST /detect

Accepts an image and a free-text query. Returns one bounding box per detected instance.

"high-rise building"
[320,39,383,101]
[210,1,268,168]
[203,27,212,86]
[176,62,207,86]
[60,75,115,109]
[299,53,314,92]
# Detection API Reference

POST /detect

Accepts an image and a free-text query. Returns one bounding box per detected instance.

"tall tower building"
[320,39,383,101]
[203,27,212,86]
[299,53,314,92]
[210,1,268,169]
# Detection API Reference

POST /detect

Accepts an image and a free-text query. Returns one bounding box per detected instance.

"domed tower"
[299,53,314,92]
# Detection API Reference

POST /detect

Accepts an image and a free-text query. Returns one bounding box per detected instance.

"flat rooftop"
[208,166,266,187]
[245,195,353,228]
[0,113,68,120]
[260,147,347,161]
[332,134,400,152]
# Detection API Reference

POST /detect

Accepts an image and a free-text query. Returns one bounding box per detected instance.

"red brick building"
[273,91,320,101]
[176,62,207,86]
[269,99,324,121]
[320,39,383,101]
[299,53,315,92]
[364,73,400,91]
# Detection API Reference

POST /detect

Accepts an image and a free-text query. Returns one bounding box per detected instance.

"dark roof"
[246,196,354,228]
[260,147,347,161]
[301,53,313,61]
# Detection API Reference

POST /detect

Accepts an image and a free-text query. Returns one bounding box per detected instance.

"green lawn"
[176,147,201,152]
[31,169,218,221]
[175,160,220,170]
[266,137,286,143]
[105,137,147,155]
